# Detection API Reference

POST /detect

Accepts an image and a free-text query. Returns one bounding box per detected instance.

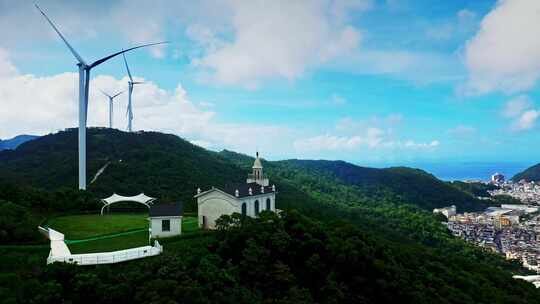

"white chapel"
[194,152,277,229]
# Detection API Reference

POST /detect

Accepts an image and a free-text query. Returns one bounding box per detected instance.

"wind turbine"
[35,4,167,190]
[100,90,124,129]
[122,52,144,132]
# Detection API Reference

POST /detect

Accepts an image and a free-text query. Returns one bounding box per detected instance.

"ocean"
[403,162,534,182]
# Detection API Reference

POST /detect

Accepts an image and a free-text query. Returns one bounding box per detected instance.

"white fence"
[47,242,162,265]
[39,226,163,266]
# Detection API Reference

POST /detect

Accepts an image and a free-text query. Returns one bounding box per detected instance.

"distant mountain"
[0,135,38,150]
[0,128,244,210]
[513,163,540,182]
[3,128,539,303]
[294,161,486,211]
[0,128,483,213]
[219,151,485,212]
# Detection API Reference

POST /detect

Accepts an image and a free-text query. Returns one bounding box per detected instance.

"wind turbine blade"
[132,81,144,84]
[90,41,169,69]
[122,51,133,82]
[100,89,112,98]
[35,4,87,66]
[112,91,125,99]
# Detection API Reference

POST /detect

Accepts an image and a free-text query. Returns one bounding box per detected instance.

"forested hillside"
[1,129,538,303]
[4,212,539,303]
[513,163,540,182]
[0,129,245,209]
[220,151,485,212]
[0,129,483,213]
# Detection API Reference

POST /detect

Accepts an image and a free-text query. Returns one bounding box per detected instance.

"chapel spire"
[247,151,269,186]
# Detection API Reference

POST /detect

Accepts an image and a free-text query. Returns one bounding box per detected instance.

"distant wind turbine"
[100,90,124,129]
[35,4,168,190]
[122,52,144,132]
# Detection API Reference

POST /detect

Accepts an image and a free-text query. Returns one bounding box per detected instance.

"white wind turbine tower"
[100,90,124,129]
[35,4,167,190]
[122,52,144,132]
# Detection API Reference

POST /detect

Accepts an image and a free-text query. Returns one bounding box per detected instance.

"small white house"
[195,152,277,229]
[149,203,183,238]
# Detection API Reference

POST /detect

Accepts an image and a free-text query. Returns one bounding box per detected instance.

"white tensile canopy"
[100,193,157,215]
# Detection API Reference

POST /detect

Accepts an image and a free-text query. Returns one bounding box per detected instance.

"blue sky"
[1,0,540,167]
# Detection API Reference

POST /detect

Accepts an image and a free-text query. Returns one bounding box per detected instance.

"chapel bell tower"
[247,152,269,186]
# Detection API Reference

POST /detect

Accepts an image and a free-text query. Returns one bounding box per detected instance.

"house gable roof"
[223,182,274,198]
[195,183,275,200]
[149,202,183,217]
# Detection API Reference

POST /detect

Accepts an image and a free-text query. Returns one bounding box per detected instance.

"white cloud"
[110,1,171,59]
[514,110,540,131]
[189,139,214,149]
[192,0,368,88]
[295,116,438,153]
[501,95,540,131]
[0,1,174,60]
[457,9,476,21]
[502,95,533,118]
[198,101,215,108]
[294,132,440,152]
[0,48,17,78]
[403,140,440,149]
[0,50,296,157]
[0,72,78,137]
[464,0,540,94]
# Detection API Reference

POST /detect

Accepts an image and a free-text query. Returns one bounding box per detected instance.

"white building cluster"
[442,204,540,275]
[488,180,540,204]
[491,172,505,184]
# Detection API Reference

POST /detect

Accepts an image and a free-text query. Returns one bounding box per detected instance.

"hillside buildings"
[491,172,505,184]
[488,180,540,204]
[195,153,277,229]
[442,204,540,274]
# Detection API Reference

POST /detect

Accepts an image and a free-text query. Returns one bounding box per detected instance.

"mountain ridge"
[219,150,485,212]
[513,163,540,182]
[0,128,483,213]
[0,134,39,150]
[2,128,539,302]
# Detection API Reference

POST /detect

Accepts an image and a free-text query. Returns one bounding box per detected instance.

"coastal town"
[487,173,540,203]
[436,173,540,286]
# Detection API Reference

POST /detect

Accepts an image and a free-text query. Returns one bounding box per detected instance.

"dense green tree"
[1,129,539,303]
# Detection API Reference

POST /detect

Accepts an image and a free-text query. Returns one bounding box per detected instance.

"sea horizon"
[364,161,535,182]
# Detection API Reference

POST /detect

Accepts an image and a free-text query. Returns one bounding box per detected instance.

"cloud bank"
[192,0,369,88]
[465,0,540,94]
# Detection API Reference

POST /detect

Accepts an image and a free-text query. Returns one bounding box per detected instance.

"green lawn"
[68,230,150,254]
[47,213,148,240]
[45,214,200,254]
[182,216,199,234]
